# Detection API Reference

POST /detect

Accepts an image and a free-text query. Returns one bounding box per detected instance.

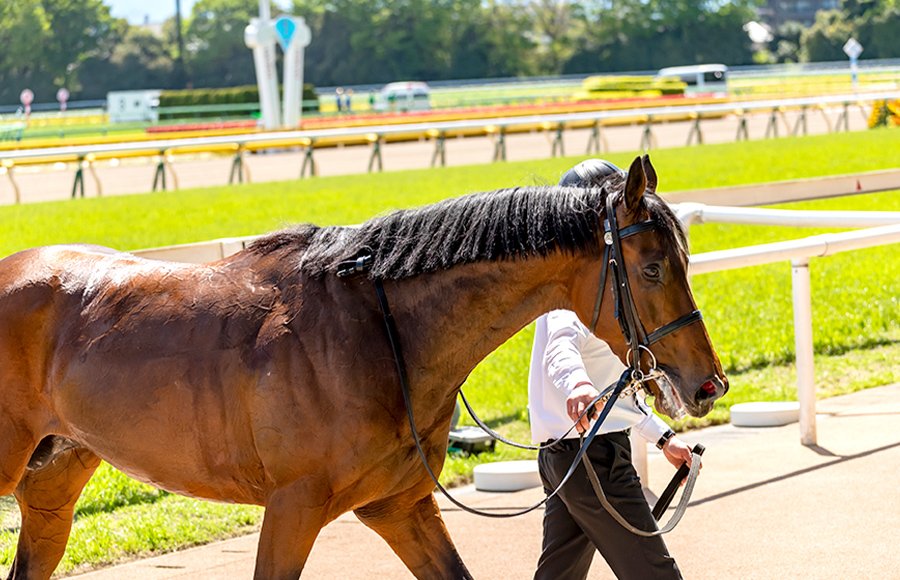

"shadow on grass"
[74,489,171,519]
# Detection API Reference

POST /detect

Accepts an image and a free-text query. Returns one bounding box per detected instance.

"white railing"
[675,203,900,229]
[684,209,900,446]
[663,168,900,207]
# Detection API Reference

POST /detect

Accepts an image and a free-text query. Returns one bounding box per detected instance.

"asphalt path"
[64,382,900,580]
[0,105,871,206]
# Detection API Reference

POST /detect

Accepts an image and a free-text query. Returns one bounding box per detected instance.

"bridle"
[588,192,703,396]
[335,189,708,530]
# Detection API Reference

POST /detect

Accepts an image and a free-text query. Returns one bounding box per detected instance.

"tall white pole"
[792,258,817,446]
[630,430,649,489]
[244,0,281,130]
[280,17,311,128]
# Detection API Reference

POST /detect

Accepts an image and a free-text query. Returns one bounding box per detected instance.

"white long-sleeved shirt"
[528,309,670,445]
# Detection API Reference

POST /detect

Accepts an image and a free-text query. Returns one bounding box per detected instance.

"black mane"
[248,177,686,280]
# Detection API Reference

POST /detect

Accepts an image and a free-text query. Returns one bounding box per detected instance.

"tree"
[449,0,537,79]
[41,0,115,90]
[565,0,758,73]
[801,10,854,61]
[869,7,900,58]
[77,23,177,99]
[185,0,264,88]
[0,0,52,105]
[768,21,805,64]
[528,0,581,75]
[0,0,114,105]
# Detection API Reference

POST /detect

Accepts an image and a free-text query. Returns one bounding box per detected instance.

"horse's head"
[570,155,727,419]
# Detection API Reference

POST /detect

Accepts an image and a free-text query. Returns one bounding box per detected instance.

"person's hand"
[566,382,599,433]
[661,435,699,484]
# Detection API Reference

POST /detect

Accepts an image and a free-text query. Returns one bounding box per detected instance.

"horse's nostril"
[695,380,719,404]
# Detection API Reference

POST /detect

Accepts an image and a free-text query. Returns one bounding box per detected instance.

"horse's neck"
[388,253,580,392]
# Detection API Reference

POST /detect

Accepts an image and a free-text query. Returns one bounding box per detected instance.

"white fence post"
[630,430,649,488]
[791,258,817,446]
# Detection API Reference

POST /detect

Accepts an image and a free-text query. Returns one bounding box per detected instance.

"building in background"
[757,0,841,28]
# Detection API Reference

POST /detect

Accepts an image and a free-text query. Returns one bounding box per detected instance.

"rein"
[335,193,706,530]
[371,274,631,518]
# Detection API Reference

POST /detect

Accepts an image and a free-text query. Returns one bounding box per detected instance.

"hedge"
[158,84,319,119]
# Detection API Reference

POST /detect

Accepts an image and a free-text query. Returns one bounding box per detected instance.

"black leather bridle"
[590,192,703,391]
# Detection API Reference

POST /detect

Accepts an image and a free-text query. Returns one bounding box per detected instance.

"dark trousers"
[534,431,682,580]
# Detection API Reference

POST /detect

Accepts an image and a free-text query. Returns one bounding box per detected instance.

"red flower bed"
[146,120,257,134]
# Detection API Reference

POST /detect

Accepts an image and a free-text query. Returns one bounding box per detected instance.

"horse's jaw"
[649,371,688,420]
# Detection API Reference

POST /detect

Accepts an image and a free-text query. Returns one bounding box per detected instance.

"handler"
[529,159,693,580]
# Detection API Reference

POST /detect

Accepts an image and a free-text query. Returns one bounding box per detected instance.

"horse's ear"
[642,154,657,193]
[623,156,646,213]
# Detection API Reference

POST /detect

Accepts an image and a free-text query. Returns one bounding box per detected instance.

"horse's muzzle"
[694,375,728,408]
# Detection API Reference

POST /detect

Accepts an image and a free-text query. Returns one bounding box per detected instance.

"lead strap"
[580,443,703,536]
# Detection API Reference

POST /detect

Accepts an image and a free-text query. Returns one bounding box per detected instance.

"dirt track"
[0,105,871,206]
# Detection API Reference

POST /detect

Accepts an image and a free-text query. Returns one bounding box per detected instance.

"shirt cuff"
[633,412,671,444]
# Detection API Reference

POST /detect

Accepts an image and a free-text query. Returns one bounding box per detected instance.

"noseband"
[590,193,703,389]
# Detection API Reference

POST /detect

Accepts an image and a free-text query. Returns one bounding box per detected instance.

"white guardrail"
[129,170,900,447]
[2,90,899,168]
[685,216,900,447]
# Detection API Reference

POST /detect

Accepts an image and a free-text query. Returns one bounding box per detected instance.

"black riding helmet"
[558,158,625,187]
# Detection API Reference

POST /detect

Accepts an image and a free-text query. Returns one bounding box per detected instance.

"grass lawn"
[1,127,899,575]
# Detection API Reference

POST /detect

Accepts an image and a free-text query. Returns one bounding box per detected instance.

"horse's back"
[0,243,154,296]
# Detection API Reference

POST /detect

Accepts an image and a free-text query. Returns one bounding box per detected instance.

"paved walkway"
[70,383,900,579]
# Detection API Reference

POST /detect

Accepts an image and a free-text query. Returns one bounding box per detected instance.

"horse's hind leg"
[6,445,101,580]
[356,493,473,580]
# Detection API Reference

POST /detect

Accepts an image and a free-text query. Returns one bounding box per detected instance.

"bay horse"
[0,155,726,579]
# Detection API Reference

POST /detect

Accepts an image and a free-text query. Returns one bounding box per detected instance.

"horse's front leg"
[356,492,473,580]
[254,482,328,580]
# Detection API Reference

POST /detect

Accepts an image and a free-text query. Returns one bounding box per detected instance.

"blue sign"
[273,16,296,51]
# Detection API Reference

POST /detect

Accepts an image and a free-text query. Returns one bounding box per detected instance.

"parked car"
[374,81,431,112]
[655,64,728,94]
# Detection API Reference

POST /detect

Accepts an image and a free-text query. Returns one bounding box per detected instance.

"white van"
[374,81,431,112]
[107,90,161,123]
[656,64,728,95]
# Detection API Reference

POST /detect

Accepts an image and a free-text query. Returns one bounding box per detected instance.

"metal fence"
[2,90,898,203]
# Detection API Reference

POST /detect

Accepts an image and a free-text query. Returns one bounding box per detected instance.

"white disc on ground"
[473,460,541,492]
[730,401,800,427]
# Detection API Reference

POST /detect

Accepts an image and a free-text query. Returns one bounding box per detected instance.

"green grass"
[3,128,899,259]
[1,128,899,575]
[0,462,263,575]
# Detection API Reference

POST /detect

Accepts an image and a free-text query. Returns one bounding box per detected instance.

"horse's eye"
[644,265,661,279]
